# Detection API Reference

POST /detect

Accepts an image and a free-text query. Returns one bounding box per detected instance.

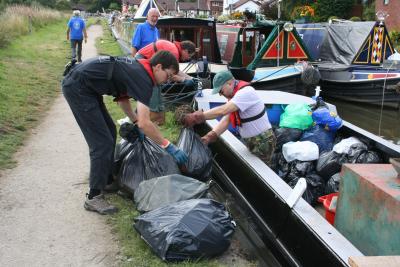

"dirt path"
[0,25,119,266]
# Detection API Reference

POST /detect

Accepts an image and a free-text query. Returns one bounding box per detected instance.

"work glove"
[201,130,218,145]
[119,123,145,142]
[182,110,205,128]
[164,142,188,165]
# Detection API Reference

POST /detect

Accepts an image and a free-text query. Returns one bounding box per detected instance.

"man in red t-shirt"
[136,40,197,125]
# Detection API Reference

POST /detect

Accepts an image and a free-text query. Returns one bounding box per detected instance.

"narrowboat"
[217,19,314,94]
[296,20,400,108]
[192,89,400,266]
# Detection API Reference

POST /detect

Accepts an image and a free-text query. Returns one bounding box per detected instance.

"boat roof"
[295,21,395,65]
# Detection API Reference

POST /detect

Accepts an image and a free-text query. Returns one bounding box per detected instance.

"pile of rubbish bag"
[113,124,235,261]
[271,99,381,205]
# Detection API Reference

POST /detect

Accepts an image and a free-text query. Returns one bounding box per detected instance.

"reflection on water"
[325,97,400,145]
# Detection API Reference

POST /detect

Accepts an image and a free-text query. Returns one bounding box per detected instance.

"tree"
[314,0,355,22]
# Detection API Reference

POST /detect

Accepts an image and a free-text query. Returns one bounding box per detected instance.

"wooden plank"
[349,256,400,267]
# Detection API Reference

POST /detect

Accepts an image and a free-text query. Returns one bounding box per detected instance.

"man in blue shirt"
[131,8,160,57]
[67,10,87,62]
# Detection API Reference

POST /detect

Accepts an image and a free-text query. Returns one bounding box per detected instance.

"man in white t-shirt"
[183,70,276,164]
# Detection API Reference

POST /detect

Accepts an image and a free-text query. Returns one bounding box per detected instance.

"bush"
[314,0,355,22]
[390,30,400,51]
[350,16,361,21]
[362,2,375,21]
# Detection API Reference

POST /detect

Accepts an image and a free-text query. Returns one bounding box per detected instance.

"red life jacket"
[137,59,156,85]
[229,80,249,128]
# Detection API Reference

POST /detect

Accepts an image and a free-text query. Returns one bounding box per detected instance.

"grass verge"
[95,19,228,267]
[0,18,69,169]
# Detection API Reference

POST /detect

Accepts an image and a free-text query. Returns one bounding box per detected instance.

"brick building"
[375,0,400,31]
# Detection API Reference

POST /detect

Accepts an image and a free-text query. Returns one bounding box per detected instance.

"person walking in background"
[131,8,160,57]
[62,51,188,215]
[67,10,87,62]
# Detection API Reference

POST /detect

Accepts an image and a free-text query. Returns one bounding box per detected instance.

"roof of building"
[232,0,261,9]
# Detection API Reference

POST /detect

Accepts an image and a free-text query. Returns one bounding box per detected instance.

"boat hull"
[194,90,400,266]
[317,68,400,109]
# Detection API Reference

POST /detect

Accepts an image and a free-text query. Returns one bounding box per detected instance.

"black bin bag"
[113,139,135,177]
[134,199,236,262]
[176,128,213,181]
[134,174,209,213]
[119,137,180,192]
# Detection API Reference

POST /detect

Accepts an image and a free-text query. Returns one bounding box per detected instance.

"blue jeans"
[70,39,83,61]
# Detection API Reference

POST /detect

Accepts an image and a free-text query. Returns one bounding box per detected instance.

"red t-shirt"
[137,40,180,62]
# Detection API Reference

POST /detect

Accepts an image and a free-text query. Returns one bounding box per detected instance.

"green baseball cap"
[212,70,234,94]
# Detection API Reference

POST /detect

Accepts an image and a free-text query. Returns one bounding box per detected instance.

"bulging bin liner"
[332,137,362,154]
[325,173,341,194]
[300,125,335,153]
[134,174,209,213]
[282,141,319,162]
[274,127,303,151]
[284,160,315,183]
[316,151,346,180]
[279,104,313,130]
[119,138,180,192]
[177,128,212,181]
[288,173,325,205]
[113,139,135,177]
[312,107,343,132]
[134,199,235,262]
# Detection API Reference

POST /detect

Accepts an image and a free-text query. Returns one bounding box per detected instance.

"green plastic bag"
[279,104,313,130]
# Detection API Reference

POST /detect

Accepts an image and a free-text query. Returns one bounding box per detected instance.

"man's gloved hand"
[164,142,188,165]
[201,130,218,145]
[182,110,205,128]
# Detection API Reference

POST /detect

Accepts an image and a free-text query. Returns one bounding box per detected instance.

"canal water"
[325,97,400,145]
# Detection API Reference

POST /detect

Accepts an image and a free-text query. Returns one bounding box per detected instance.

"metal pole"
[277,0,281,67]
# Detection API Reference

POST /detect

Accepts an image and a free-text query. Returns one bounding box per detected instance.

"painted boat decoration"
[217,20,314,94]
[296,21,400,108]
[192,89,400,266]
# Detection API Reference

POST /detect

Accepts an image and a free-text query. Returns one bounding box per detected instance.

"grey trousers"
[70,39,83,61]
[62,77,116,190]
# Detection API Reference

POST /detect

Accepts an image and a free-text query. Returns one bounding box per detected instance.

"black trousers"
[62,77,116,190]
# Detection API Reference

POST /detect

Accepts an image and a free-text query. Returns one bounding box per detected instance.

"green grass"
[0,18,68,169]
[95,20,232,267]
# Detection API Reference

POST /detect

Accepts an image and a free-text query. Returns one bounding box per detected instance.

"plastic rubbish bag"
[279,104,313,130]
[119,138,180,192]
[332,137,362,154]
[134,199,235,262]
[113,139,135,177]
[285,160,315,183]
[176,128,213,181]
[300,125,335,153]
[282,141,319,162]
[325,173,341,194]
[134,174,209,213]
[288,173,325,205]
[312,107,343,132]
[274,127,303,151]
[316,151,346,180]
[356,150,381,163]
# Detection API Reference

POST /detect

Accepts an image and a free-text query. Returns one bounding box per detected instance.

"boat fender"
[286,177,307,208]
